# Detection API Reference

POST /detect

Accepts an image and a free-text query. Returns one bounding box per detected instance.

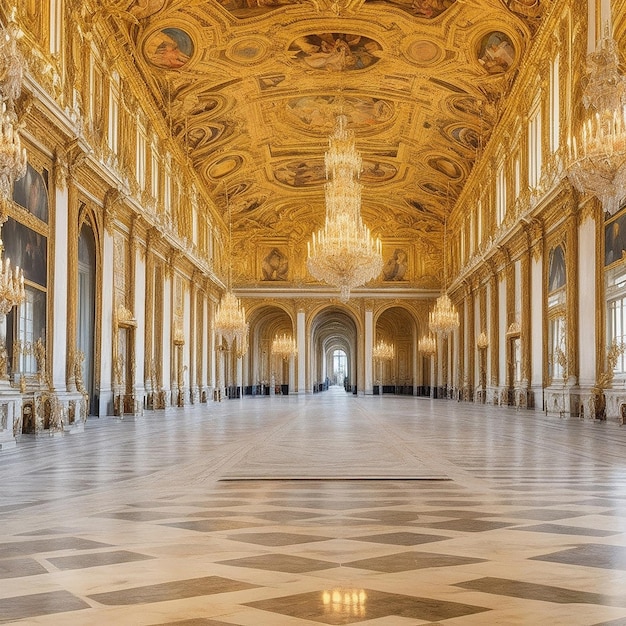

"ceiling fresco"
[117,0,545,285]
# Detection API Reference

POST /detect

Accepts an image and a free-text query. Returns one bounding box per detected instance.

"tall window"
[333,349,347,386]
[108,72,120,156]
[136,119,147,190]
[18,291,36,375]
[607,268,626,374]
[151,138,160,202]
[164,153,172,215]
[528,100,542,188]
[49,0,62,54]
[548,315,565,380]
[496,162,506,225]
[550,54,560,153]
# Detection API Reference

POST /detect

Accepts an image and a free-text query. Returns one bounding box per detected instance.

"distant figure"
[383,249,408,281]
[262,248,288,281]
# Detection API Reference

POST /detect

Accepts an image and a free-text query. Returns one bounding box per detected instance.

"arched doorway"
[245,305,297,395]
[77,221,97,413]
[310,307,359,394]
[375,306,418,395]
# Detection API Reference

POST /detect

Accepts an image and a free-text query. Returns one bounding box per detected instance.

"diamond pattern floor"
[1,389,626,624]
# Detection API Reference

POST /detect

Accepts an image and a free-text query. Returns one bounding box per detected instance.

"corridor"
[1,390,626,624]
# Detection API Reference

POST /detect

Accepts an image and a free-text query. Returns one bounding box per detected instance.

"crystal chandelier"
[307,114,383,302]
[0,9,27,204]
[0,236,25,314]
[372,339,394,361]
[418,334,436,355]
[271,333,297,360]
[214,290,248,351]
[214,188,248,354]
[429,293,459,335]
[428,218,459,336]
[568,27,626,216]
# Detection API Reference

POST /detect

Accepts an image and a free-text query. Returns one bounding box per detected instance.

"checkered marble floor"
[1,388,626,625]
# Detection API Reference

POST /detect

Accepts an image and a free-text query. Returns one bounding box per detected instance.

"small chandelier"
[428,217,459,336]
[0,102,26,202]
[568,27,626,215]
[477,331,489,350]
[214,290,248,351]
[271,333,297,360]
[0,237,25,314]
[0,9,27,204]
[214,186,248,354]
[372,339,394,361]
[307,114,383,302]
[418,334,436,356]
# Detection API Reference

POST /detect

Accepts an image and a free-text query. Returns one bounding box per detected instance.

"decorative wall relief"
[130,0,167,20]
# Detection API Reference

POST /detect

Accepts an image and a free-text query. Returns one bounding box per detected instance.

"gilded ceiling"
[116,0,545,285]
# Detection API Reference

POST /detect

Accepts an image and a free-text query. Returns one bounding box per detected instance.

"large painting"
[12,163,49,223]
[286,95,393,131]
[288,34,382,72]
[605,212,626,266]
[548,245,566,292]
[365,0,455,19]
[144,28,193,69]
[477,32,516,74]
[1,219,47,288]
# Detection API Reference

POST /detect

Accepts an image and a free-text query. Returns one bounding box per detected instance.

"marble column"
[297,308,306,393]
[364,306,373,394]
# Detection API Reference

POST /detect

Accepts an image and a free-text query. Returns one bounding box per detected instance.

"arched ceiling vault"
[115,0,546,285]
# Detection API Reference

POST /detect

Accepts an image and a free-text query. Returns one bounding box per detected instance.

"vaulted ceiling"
[116,0,545,286]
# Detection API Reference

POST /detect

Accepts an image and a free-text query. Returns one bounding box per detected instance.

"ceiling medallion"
[207,154,243,181]
[226,37,270,64]
[406,39,443,65]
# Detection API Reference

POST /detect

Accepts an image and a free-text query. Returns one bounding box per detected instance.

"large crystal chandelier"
[0,9,27,204]
[0,236,24,314]
[372,339,394,361]
[568,27,626,215]
[214,188,248,354]
[271,333,297,360]
[307,114,383,302]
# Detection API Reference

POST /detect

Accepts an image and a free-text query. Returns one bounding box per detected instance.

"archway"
[245,304,296,395]
[310,307,359,394]
[77,221,97,413]
[375,306,418,395]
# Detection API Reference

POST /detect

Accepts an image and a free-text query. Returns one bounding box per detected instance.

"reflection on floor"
[1,388,626,625]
